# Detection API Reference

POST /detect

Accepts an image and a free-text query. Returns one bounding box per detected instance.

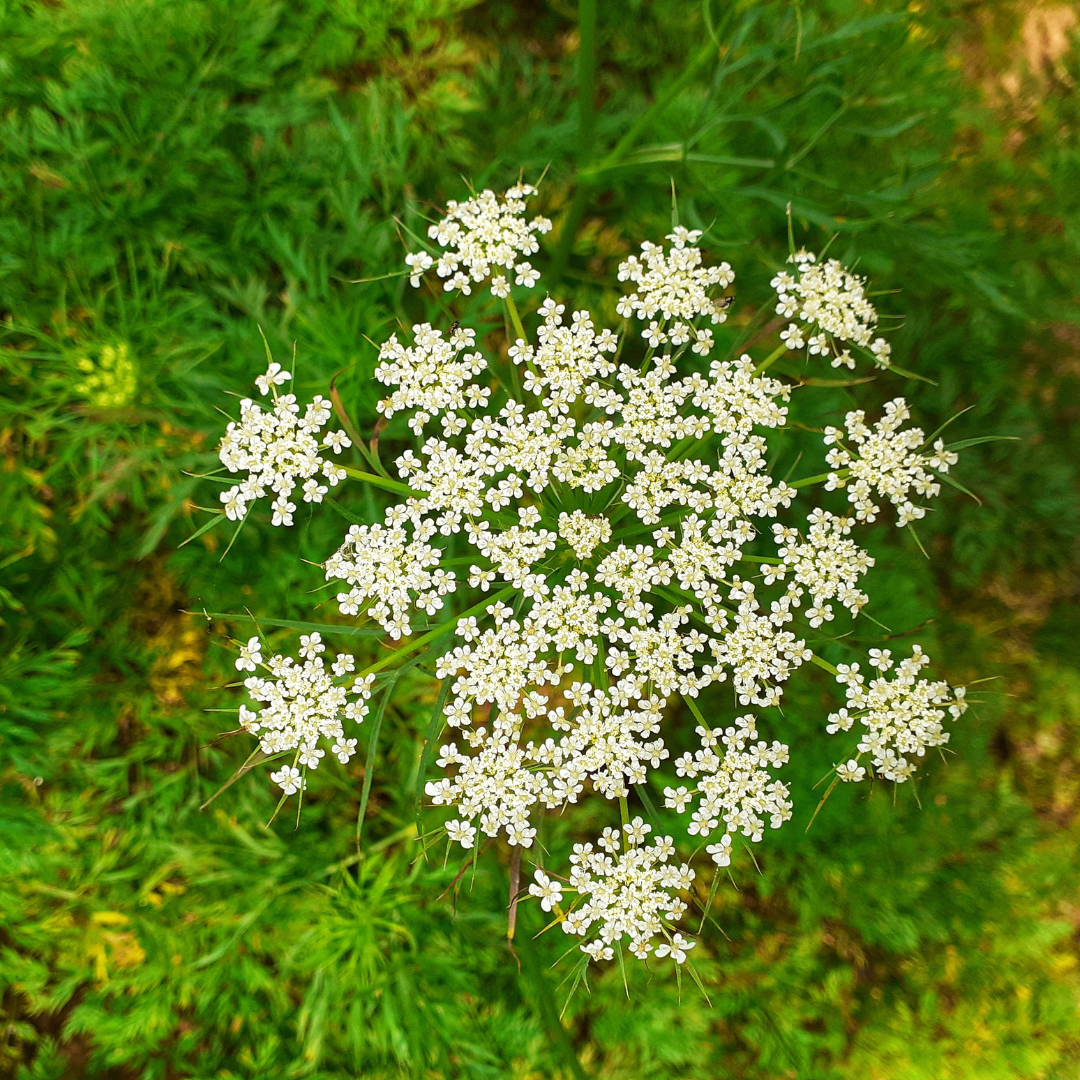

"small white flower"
[270,765,304,795]
[255,362,291,395]
[405,250,434,287]
[331,738,358,763]
[868,648,893,671]
[581,940,614,962]
[514,262,540,288]
[235,636,263,672]
[323,430,351,453]
[299,632,324,660]
[298,745,324,769]
[779,323,805,350]
[655,933,695,964]
[692,328,714,355]
[271,497,295,527]
[836,759,866,782]
[528,870,564,912]
[706,833,733,866]
[642,321,667,348]
[331,654,355,677]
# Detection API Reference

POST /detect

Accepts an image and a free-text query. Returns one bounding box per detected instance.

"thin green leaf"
[685,959,713,1006]
[414,678,452,836]
[936,470,982,505]
[197,612,389,637]
[945,435,1020,452]
[177,510,226,549]
[356,673,401,854]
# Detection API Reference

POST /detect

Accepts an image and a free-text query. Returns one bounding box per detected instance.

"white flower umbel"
[416,184,552,297]
[772,249,891,369]
[238,634,377,791]
[218,363,350,524]
[667,714,791,851]
[375,323,488,435]
[827,645,967,783]
[560,818,697,963]
[768,509,873,625]
[212,184,979,972]
[617,228,734,355]
[325,518,458,639]
[824,398,959,527]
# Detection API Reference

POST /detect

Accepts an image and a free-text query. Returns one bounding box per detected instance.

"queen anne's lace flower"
[215,184,976,970]
[826,645,967,783]
[559,818,696,962]
[768,509,873,624]
[376,323,488,435]
[824,398,956,527]
[558,510,612,560]
[617,228,734,356]
[668,713,791,853]
[325,519,458,639]
[772,249,891,368]
[416,184,552,297]
[239,636,376,790]
[218,365,350,524]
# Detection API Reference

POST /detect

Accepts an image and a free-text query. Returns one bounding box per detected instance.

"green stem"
[554,36,716,280]
[754,342,789,375]
[582,39,716,180]
[358,585,517,677]
[789,467,848,490]
[809,654,840,676]
[578,0,596,165]
[682,693,708,728]
[619,794,630,827]
[504,294,527,343]
[551,185,592,282]
[343,465,419,498]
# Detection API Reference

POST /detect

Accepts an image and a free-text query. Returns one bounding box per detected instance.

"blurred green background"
[1,0,1079,1076]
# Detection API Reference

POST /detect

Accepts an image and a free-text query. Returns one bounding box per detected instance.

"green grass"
[1,1,1079,1077]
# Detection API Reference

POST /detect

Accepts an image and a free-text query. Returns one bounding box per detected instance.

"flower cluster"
[238,631,377,791]
[413,184,552,297]
[825,398,959,527]
[218,363,350,525]
[556,818,697,962]
[666,714,791,858]
[510,299,618,410]
[617,227,734,355]
[325,518,458,638]
[767,509,873,625]
[827,645,967,783]
[375,324,489,435]
[214,185,976,970]
[773,249,891,369]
